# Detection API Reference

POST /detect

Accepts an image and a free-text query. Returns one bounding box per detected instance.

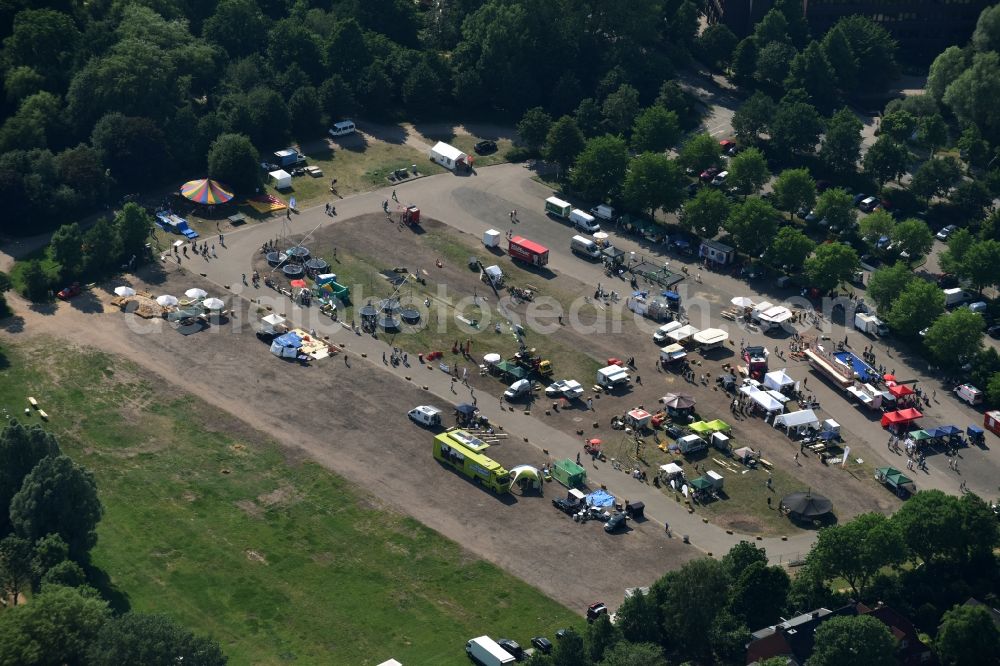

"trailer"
[552,459,587,488]
[854,312,888,336]
[545,196,572,219]
[508,236,549,267]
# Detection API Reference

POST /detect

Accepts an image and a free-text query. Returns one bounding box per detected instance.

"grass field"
[0,341,578,665]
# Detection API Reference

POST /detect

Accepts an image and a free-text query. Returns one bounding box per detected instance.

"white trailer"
[854,312,888,336]
[466,636,515,666]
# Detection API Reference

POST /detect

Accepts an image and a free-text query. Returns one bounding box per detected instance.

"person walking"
[241,273,247,285]
[794,452,800,465]
[392,189,398,202]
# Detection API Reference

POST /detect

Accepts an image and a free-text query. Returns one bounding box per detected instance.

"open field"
[0,340,579,665]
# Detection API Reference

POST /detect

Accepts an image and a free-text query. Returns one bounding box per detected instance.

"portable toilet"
[705,470,724,491]
[552,459,587,488]
[711,431,731,453]
[483,229,501,248]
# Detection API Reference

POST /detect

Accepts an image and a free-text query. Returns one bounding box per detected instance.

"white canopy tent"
[269,169,292,189]
[773,409,819,433]
[740,386,785,413]
[763,369,795,392]
[668,324,700,344]
[692,328,729,348]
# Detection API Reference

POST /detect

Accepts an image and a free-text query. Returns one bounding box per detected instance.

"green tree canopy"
[630,106,680,153]
[586,614,622,664]
[828,15,899,93]
[773,168,816,218]
[808,614,896,666]
[658,558,731,659]
[728,561,790,626]
[544,116,586,176]
[0,422,61,536]
[755,42,798,88]
[866,262,911,312]
[785,41,837,111]
[721,541,768,579]
[0,536,34,608]
[910,157,961,200]
[678,133,722,173]
[727,147,770,196]
[923,308,985,374]
[889,218,934,259]
[915,114,948,151]
[894,489,999,565]
[602,84,641,135]
[696,24,738,70]
[113,203,154,263]
[937,603,1000,666]
[86,612,227,666]
[623,153,685,217]
[0,585,110,666]
[50,223,84,279]
[681,187,730,238]
[517,107,554,152]
[880,109,916,143]
[928,46,970,103]
[814,187,857,231]
[821,24,858,90]
[808,513,905,601]
[725,197,780,256]
[9,455,103,561]
[732,92,776,147]
[863,136,910,185]
[207,133,259,194]
[766,227,816,272]
[958,240,1000,291]
[571,135,630,201]
[820,107,864,173]
[972,3,1000,53]
[770,100,823,156]
[551,628,587,666]
[615,589,661,645]
[598,641,667,666]
[886,279,945,338]
[944,51,1000,143]
[804,242,860,292]
[939,228,976,274]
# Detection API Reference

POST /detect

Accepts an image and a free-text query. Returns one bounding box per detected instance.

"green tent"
[909,430,933,441]
[495,360,527,381]
[875,467,915,496]
[705,419,731,432]
[689,477,713,491]
[689,421,713,434]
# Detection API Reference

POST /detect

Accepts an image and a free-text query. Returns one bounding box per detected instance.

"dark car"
[555,628,569,640]
[988,324,1000,339]
[497,638,524,660]
[604,512,627,533]
[474,140,498,155]
[552,497,582,515]
[816,180,832,192]
[57,282,82,300]
[586,602,609,622]
[686,182,699,197]
[531,637,553,654]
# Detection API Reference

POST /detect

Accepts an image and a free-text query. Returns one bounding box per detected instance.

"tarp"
[774,409,819,429]
[934,424,961,437]
[586,489,616,508]
[888,383,914,397]
[689,477,712,491]
[748,389,785,413]
[909,429,934,441]
[763,369,795,391]
[273,331,302,348]
[876,467,914,489]
[180,179,234,205]
[659,462,683,476]
[689,421,714,434]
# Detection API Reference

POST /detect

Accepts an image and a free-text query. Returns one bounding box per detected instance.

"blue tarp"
[819,430,838,441]
[662,290,680,301]
[274,331,302,348]
[586,489,616,508]
[632,290,649,298]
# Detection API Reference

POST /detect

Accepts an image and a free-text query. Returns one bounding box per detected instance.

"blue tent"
[818,430,838,441]
[935,425,961,437]
[662,290,680,301]
[274,331,302,348]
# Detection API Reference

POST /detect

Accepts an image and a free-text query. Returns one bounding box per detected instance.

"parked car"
[853,193,870,206]
[552,496,582,514]
[987,324,1000,338]
[531,637,553,654]
[474,139,498,155]
[936,224,958,240]
[719,139,737,155]
[816,180,833,192]
[497,638,524,661]
[710,170,729,186]
[586,602,609,622]
[604,512,628,533]
[699,167,720,182]
[57,282,82,300]
[859,196,880,212]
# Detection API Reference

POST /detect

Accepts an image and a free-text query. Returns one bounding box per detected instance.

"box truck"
[854,313,888,336]
[508,236,549,267]
[943,287,972,308]
[466,636,515,666]
[544,196,572,219]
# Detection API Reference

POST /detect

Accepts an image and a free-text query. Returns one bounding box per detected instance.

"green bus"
[433,430,510,494]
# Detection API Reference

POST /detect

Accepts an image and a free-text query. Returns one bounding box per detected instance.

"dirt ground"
[1,268,698,613]
[257,214,897,531]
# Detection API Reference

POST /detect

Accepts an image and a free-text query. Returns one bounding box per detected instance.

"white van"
[569,209,600,233]
[571,235,601,259]
[710,170,729,186]
[407,405,442,427]
[329,120,356,137]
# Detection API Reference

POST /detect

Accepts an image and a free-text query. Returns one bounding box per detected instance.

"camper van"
[569,209,600,233]
[408,405,443,427]
[571,235,601,259]
[328,120,356,136]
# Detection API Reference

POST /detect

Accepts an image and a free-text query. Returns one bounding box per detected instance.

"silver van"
[329,120,356,137]
[571,235,601,259]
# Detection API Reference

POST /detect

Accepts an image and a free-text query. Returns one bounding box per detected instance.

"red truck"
[508,236,549,267]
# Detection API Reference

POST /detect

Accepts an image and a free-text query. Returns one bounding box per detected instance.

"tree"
[83,218,117,276]
[886,279,945,338]
[544,116,585,176]
[9,455,102,561]
[517,107,553,153]
[732,92,776,147]
[598,642,667,666]
[728,561,790,626]
[551,628,587,666]
[681,188,730,238]
[726,198,780,256]
[773,168,816,219]
[808,513,905,600]
[623,153,685,218]
[940,228,976,274]
[754,8,791,44]
[814,188,857,231]
[972,4,1000,53]
[722,541,768,579]
[957,125,990,168]
[863,137,910,185]
[586,614,622,663]
[731,37,759,85]
[207,133,259,194]
[678,133,722,174]
[943,52,1000,143]
[708,610,751,665]
[866,263,911,311]
[880,109,917,143]
[785,41,837,111]
[937,604,1000,666]
[755,42,798,88]
[727,147,770,197]
[602,84,640,135]
[50,223,84,279]
[203,0,267,57]
[928,46,970,102]
[890,218,934,259]
[859,209,896,246]
[828,16,899,94]
[808,615,896,666]
[90,113,170,188]
[958,240,1000,291]
[615,589,661,645]
[766,227,816,271]
[697,24,737,70]
[822,24,859,90]
[287,86,322,139]
[2,9,81,86]
[0,422,61,538]
[630,106,680,153]
[804,243,860,292]
[659,558,730,659]
[0,536,33,607]
[571,135,630,201]
[911,157,961,200]
[770,100,823,156]
[924,308,985,373]
[18,260,50,302]
[916,114,948,152]
[951,180,993,220]
[0,585,110,665]
[574,98,603,137]
[86,613,227,666]
[113,203,154,264]
[820,108,863,173]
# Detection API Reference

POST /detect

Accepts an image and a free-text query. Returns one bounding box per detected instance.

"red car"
[699,167,720,182]
[57,282,81,300]
[719,139,737,155]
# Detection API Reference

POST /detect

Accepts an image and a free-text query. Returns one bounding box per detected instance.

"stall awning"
[689,421,713,434]
[763,369,795,391]
[881,408,923,427]
[888,383,914,398]
[774,409,819,429]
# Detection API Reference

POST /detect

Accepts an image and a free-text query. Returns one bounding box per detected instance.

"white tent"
[509,464,541,490]
[773,409,819,433]
[763,369,795,392]
[741,387,785,413]
[429,141,468,170]
[269,169,292,189]
[668,324,700,343]
[692,328,728,348]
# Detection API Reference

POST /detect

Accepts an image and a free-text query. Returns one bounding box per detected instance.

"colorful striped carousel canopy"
[180,179,234,205]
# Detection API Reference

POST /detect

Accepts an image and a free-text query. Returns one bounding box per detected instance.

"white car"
[710,170,729,186]
[545,380,584,400]
[504,379,532,400]
[936,225,958,240]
